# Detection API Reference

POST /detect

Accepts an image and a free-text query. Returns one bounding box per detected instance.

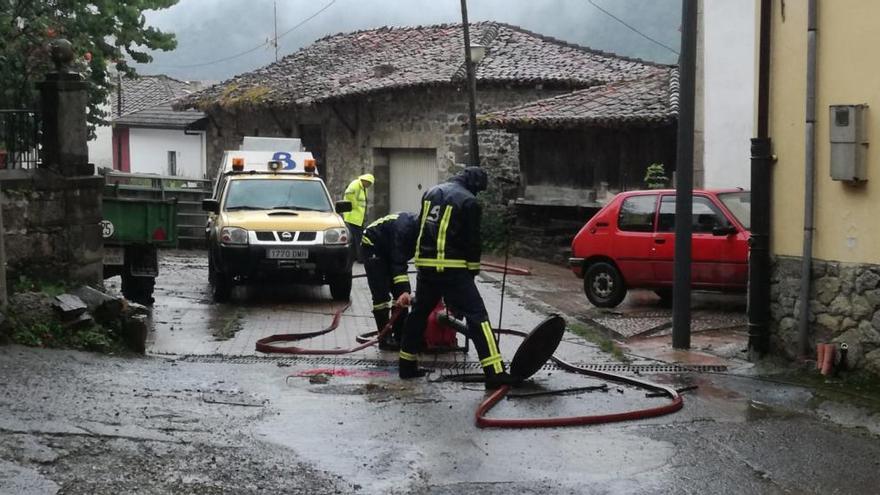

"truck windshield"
[717,191,751,230]
[224,179,332,212]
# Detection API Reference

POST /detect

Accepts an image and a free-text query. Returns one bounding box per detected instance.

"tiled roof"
[114,102,206,129]
[478,68,678,129]
[112,75,202,118]
[177,22,666,110]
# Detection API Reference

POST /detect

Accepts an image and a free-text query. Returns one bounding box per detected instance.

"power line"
[153,0,337,70]
[586,0,679,55]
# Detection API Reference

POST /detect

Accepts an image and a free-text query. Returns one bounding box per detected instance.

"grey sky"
[135,0,681,82]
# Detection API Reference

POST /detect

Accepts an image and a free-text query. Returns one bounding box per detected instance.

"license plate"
[104,247,124,265]
[266,248,308,259]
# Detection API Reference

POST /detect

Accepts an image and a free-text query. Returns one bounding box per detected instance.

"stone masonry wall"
[322,85,566,223]
[771,255,880,375]
[1,169,104,284]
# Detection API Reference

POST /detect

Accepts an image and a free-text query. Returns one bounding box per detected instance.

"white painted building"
[88,75,207,178]
[701,0,756,189]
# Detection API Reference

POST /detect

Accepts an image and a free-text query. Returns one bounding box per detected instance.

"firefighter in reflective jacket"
[361,212,418,350]
[342,173,374,262]
[398,166,517,389]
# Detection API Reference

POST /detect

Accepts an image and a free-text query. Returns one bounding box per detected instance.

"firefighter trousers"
[363,247,408,340]
[400,271,504,375]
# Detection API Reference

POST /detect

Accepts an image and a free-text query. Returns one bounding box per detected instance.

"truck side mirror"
[202,199,220,213]
[335,200,352,214]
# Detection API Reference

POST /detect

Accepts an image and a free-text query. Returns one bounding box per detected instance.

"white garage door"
[389,149,438,213]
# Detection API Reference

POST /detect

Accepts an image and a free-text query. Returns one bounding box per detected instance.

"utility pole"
[460,0,480,167]
[274,1,279,62]
[672,0,698,349]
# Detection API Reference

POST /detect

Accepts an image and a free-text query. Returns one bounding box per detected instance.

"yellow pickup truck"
[202,148,353,302]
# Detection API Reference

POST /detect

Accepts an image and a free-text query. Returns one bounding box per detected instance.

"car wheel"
[584,261,626,308]
[329,272,352,301]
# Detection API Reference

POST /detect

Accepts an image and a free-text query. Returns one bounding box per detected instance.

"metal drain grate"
[171,354,727,374]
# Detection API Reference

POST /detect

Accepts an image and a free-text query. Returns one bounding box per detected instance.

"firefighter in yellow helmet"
[342,173,374,263]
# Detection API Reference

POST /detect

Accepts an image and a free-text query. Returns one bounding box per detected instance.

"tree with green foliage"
[644,162,669,189]
[0,0,178,136]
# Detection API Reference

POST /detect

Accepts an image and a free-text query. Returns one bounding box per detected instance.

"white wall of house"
[88,103,114,169]
[702,0,756,189]
[128,127,206,178]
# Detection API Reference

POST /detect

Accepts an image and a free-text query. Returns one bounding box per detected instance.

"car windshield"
[224,179,331,212]
[717,191,751,230]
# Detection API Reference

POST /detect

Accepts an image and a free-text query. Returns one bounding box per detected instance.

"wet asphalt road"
[2,250,880,494]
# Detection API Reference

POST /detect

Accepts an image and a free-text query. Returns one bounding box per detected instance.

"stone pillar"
[37,39,93,177]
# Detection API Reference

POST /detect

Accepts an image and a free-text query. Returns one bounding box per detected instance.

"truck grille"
[256,231,275,241]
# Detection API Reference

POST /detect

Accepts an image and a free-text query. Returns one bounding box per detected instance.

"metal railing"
[0,109,41,169]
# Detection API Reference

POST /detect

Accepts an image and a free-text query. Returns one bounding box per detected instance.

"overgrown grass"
[567,321,629,362]
[10,321,125,353]
[12,275,70,297]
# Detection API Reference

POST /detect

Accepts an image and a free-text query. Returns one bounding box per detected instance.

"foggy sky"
[135,0,681,82]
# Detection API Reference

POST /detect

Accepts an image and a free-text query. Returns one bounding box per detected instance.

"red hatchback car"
[569,189,751,308]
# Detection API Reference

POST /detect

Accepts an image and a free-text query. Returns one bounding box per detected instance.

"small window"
[167,151,178,176]
[657,196,729,233]
[617,195,657,232]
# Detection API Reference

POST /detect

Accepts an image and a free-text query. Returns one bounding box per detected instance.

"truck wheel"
[122,274,155,305]
[584,262,626,308]
[212,276,232,302]
[209,254,232,302]
[329,273,352,301]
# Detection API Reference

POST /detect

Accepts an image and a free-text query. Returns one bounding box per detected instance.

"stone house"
[177,22,670,223]
[478,69,678,261]
[763,2,880,374]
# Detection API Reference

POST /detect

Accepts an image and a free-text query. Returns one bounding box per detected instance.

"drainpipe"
[748,0,774,355]
[798,0,818,357]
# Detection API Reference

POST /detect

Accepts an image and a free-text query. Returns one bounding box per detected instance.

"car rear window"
[617,195,657,232]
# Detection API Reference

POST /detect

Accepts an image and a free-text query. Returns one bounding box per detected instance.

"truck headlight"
[220,227,248,245]
[324,227,349,245]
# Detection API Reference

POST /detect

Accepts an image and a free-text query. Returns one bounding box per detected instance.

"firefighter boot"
[374,310,398,351]
[399,357,430,379]
[483,367,522,390]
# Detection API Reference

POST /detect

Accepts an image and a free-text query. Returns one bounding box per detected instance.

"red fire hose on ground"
[255,304,402,355]
[473,329,683,428]
[256,304,683,428]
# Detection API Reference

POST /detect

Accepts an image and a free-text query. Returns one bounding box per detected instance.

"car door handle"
[654,238,666,244]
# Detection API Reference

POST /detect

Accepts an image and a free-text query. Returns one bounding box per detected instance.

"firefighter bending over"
[398,166,518,389]
[361,212,418,350]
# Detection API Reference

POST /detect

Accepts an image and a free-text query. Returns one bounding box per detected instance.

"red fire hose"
[255,304,402,355]
[474,327,683,428]
[255,304,683,429]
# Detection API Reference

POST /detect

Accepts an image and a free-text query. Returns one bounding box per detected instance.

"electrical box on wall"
[829,104,868,182]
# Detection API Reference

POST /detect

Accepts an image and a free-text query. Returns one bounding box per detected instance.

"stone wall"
[770,255,880,375]
[1,169,104,284]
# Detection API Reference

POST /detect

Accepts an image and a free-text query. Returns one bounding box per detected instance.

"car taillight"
[152,227,167,241]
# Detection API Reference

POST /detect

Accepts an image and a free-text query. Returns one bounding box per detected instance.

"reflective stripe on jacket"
[413,177,481,274]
